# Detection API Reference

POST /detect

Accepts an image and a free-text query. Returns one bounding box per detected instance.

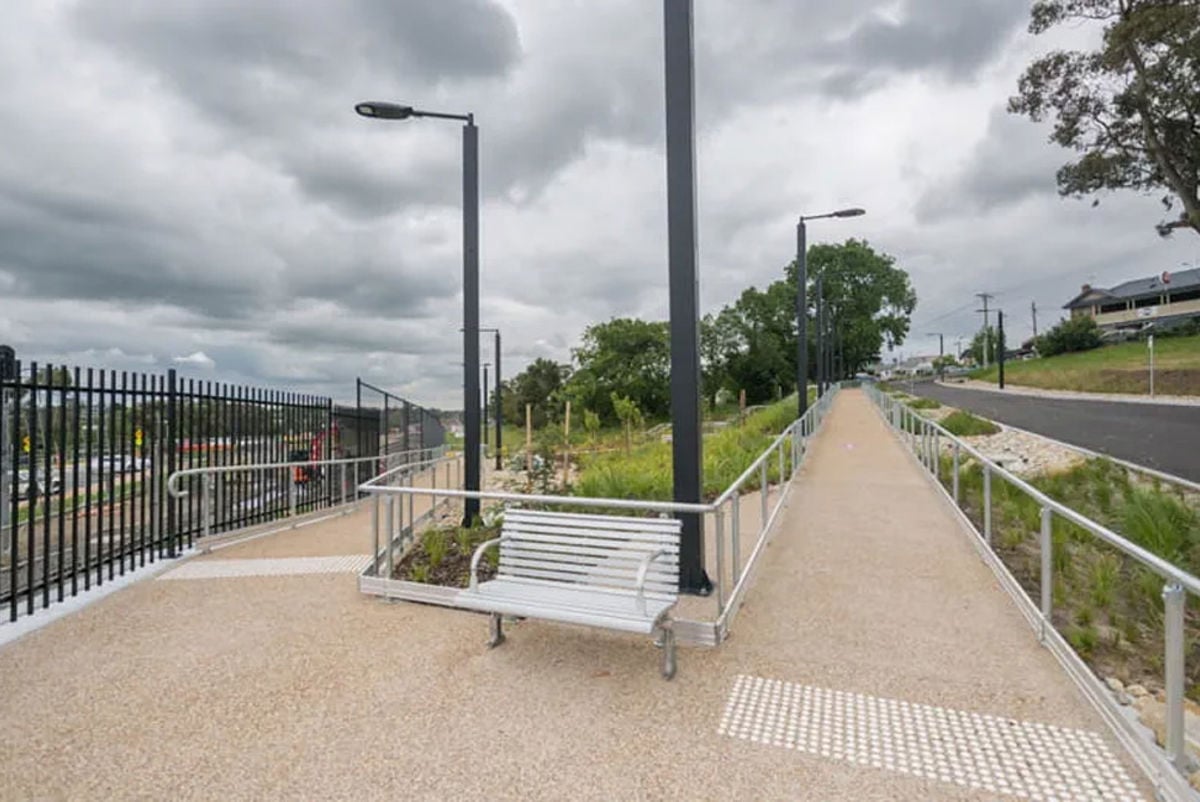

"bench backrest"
[499,509,681,598]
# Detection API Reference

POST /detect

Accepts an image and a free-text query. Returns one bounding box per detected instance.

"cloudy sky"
[2,1,1196,408]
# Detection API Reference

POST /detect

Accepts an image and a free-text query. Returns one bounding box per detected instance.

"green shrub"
[1121,489,1197,564]
[1036,316,1103,357]
[907,397,941,410]
[1088,553,1120,609]
[424,531,449,568]
[940,411,1000,437]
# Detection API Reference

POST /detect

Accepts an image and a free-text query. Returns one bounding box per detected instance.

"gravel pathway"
[0,392,1155,800]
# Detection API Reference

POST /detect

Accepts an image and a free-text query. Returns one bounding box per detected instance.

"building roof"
[1064,268,1200,309]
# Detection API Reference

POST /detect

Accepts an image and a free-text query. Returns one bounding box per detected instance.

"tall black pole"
[482,364,489,447]
[494,331,502,471]
[998,310,1006,390]
[462,119,481,526]
[796,220,808,417]
[815,275,825,396]
[663,0,709,595]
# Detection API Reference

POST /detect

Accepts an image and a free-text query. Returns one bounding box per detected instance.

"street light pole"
[354,101,481,526]
[480,328,502,471]
[815,274,825,396]
[482,363,490,449]
[797,208,863,407]
[663,0,710,595]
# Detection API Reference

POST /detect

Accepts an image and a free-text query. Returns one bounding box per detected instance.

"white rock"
[1105,677,1125,693]
[1128,684,1150,698]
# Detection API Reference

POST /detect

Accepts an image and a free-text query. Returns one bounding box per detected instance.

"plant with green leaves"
[610,393,644,454]
[582,409,601,447]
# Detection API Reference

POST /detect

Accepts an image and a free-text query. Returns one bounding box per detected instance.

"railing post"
[431,459,437,514]
[952,443,960,504]
[731,492,741,582]
[983,466,992,545]
[288,474,297,518]
[1163,582,1186,772]
[1040,506,1052,639]
[714,505,725,615]
[777,441,784,487]
[932,431,940,482]
[340,463,347,505]
[384,497,395,579]
[353,462,360,502]
[372,494,381,576]
[406,473,414,542]
[759,461,768,529]
[202,475,212,540]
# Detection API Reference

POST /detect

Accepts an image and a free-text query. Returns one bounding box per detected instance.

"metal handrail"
[165,445,451,543]
[865,383,1198,779]
[166,446,446,499]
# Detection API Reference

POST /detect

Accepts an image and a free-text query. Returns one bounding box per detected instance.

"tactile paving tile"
[158,555,372,581]
[719,674,1142,801]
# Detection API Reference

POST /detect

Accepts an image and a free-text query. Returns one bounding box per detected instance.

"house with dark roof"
[1063,268,1200,335]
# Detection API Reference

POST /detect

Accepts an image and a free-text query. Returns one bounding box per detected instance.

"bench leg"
[487,613,506,649]
[660,627,676,680]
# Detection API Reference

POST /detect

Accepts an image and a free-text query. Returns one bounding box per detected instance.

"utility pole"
[997,310,1006,389]
[975,292,994,367]
[1030,301,1039,340]
[926,332,945,379]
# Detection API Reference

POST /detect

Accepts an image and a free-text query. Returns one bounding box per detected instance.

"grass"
[939,410,1000,437]
[970,333,1200,396]
[394,520,502,586]
[951,454,1200,700]
[573,397,798,502]
[907,397,941,410]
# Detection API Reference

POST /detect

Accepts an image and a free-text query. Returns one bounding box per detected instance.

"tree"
[1037,315,1104,356]
[610,393,643,454]
[581,409,601,447]
[788,239,917,378]
[501,358,570,431]
[1009,1,1200,236]
[969,326,1007,366]
[565,318,670,424]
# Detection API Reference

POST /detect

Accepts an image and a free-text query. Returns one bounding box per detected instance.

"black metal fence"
[356,379,446,460]
[0,356,445,621]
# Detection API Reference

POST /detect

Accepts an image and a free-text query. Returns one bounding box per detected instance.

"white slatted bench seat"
[456,508,682,679]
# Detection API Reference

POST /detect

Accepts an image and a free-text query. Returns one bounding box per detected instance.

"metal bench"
[457,508,682,679]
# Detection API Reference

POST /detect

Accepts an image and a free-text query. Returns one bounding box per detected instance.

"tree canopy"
[500,357,569,430]
[1009,0,1200,236]
[564,318,671,424]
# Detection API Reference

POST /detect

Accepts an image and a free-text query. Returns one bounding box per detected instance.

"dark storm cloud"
[72,0,522,131]
[826,0,1028,77]
[915,108,1060,222]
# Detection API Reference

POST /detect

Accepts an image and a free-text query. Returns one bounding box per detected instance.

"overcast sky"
[2,1,1196,408]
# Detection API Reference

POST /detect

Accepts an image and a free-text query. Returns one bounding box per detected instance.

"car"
[16,469,62,500]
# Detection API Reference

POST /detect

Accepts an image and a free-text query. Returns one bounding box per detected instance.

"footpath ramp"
[713,388,1148,799]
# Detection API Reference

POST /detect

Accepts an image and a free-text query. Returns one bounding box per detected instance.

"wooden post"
[561,400,571,486]
[739,389,746,425]
[525,403,532,473]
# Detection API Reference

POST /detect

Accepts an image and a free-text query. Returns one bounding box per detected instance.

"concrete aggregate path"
[0,391,1153,800]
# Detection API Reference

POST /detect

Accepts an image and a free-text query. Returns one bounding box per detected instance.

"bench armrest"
[468,536,511,591]
[635,549,673,615]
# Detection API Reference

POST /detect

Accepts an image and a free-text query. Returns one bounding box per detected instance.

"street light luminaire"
[355,102,414,120]
[833,208,866,218]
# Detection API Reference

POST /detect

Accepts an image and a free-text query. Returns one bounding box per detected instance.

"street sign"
[135,428,143,447]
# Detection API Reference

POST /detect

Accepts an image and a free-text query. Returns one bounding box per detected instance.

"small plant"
[455,528,473,556]
[1121,489,1196,565]
[907,397,941,410]
[424,530,449,568]
[1088,553,1120,609]
[940,411,1000,437]
[1067,624,1099,657]
[410,564,429,583]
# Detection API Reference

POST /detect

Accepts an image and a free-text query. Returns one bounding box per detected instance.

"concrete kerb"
[943,378,1200,408]
[866,394,1196,802]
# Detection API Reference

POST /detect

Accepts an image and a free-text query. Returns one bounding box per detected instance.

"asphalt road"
[905,381,1200,482]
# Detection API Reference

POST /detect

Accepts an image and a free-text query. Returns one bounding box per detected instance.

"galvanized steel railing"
[865,383,1198,786]
[167,446,448,541]
[357,387,840,636]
